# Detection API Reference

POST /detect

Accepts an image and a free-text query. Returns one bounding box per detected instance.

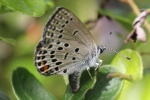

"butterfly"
[34,7,106,92]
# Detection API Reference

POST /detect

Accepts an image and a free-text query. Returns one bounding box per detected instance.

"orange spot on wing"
[41,61,49,72]
[43,66,49,72]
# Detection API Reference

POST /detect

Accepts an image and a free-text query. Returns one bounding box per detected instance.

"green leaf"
[63,65,123,100]
[45,0,55,8]
[63,69,96,100]
[0,4,13,13]
[111,49,143,80]
[12,67,56,100]
[111,49,143,100]
[119,75,150,100]
[0,0,46,16]
[0,92,10,100]
[0,37,16,45]
[85,65,123,100]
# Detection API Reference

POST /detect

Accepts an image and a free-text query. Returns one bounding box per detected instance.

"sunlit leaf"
[0,0,46,16]
[111,49,143,79]
[119,75,150,100]
[111,49,143,99]
[45,0,55,8]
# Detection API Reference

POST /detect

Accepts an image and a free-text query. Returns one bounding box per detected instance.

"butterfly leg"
[86,67,93,80]
[94,59,103,70]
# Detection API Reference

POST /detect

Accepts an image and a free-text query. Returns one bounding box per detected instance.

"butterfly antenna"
[99,32,131,60]
[106,46,131,60]
[100,32,112,45]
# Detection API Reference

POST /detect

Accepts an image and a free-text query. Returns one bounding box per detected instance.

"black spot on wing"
[36,40,45,50]
[57,41,60,44]
[64,43,69,47]
[75,48,79,52]
[42,56,46,59]
[55,67,59,71]
[55,62,62,65]
[72,57,76,60]
[52,59,57,62]
[50,51,55,54]
[48,45,53,49]
[50,55,55,58]
[63,69,67,73]
[73,30,78,36]
[58,35,63,38]
[43,7,65,37]
[58,47,63,50]
[64,52,69,60]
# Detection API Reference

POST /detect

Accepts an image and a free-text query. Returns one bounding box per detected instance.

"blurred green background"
[0,0,150,99]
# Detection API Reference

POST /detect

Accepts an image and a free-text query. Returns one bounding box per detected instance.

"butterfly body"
[34,7,105,92]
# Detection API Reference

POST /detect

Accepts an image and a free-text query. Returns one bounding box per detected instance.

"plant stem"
[107,72,133,81]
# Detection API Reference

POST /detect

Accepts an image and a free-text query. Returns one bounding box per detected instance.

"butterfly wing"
[34,7,98,76]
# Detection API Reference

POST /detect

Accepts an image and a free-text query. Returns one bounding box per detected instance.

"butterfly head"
[97,45,107,54]
[97,45,131,60]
